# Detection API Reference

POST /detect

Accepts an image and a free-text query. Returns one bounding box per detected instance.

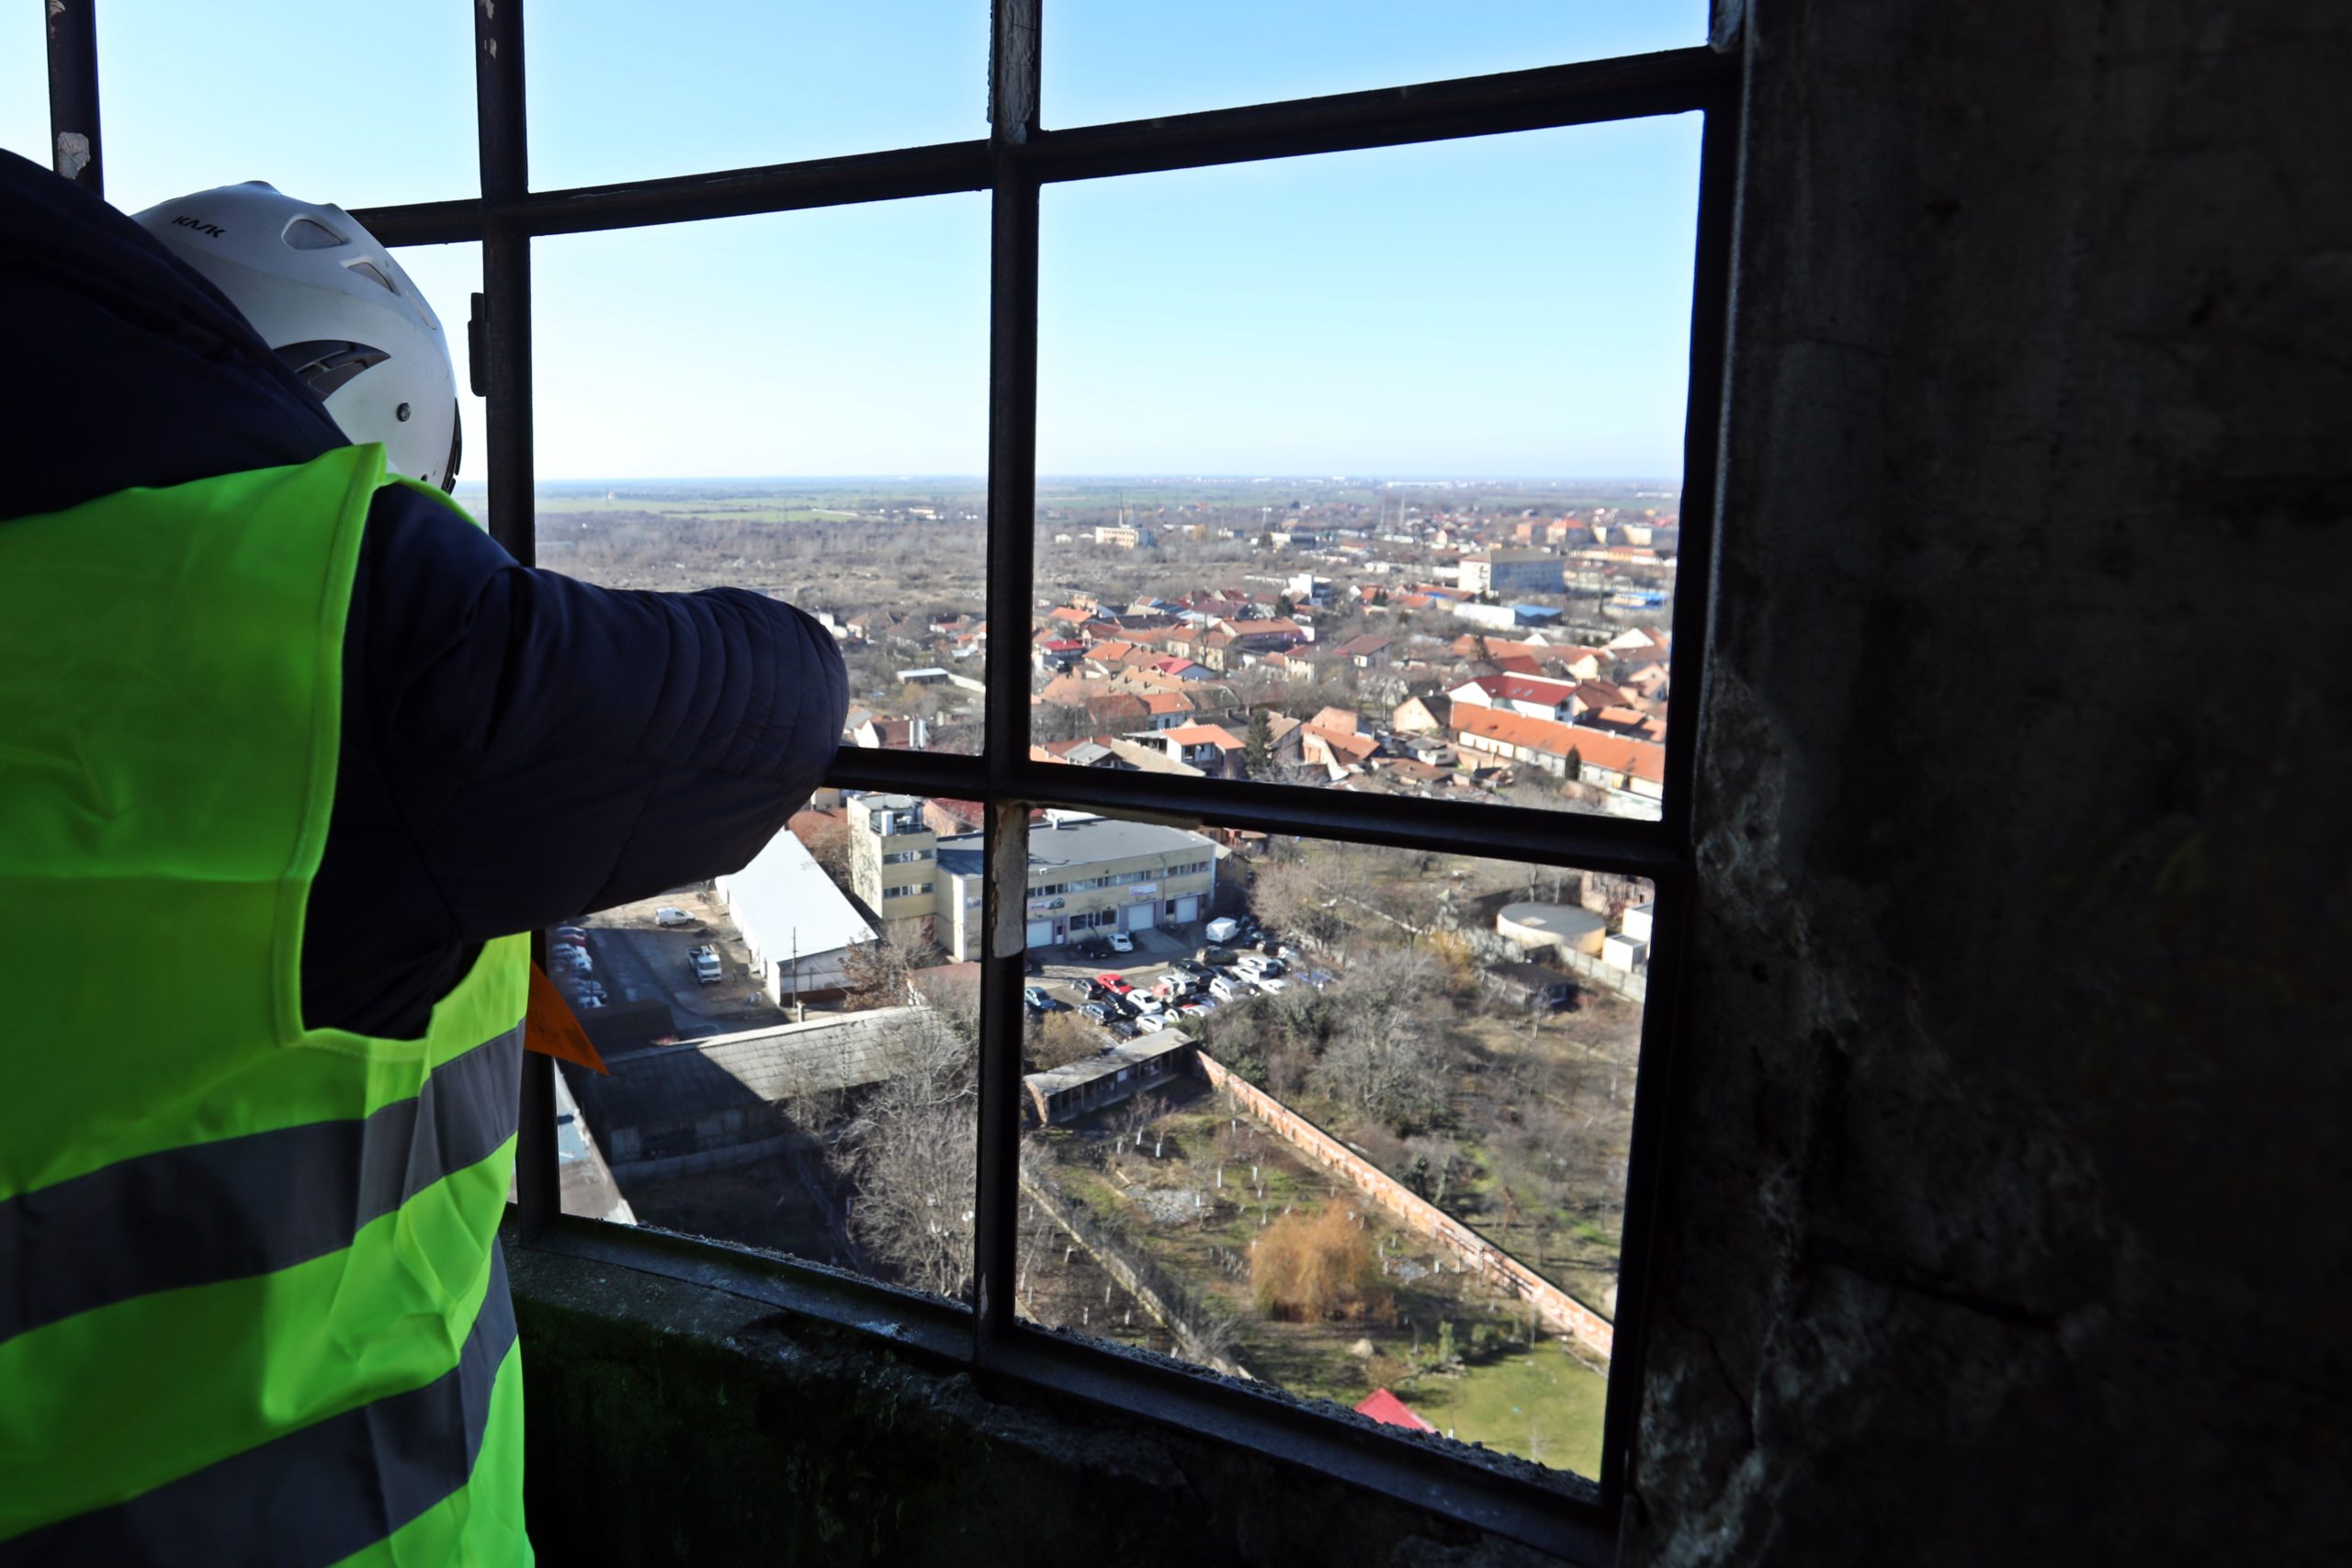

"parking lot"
[1023,919,1313,1040]
[550,886,793,1048]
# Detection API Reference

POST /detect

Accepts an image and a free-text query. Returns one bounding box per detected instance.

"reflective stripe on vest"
[0,446,531,1562]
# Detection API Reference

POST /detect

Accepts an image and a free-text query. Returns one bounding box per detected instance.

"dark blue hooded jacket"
[1,151,849,1038]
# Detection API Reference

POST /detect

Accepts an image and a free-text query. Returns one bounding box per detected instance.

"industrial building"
[849,796,1218,960]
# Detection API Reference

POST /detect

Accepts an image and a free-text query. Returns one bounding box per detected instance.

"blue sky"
[4,2,1705,480]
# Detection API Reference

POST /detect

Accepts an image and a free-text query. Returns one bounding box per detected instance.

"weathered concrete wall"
[1628,3,2352,1565]
[505,1233,1577,1567]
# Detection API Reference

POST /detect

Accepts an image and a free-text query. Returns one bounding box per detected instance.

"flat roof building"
[1023,1036,1193,1125]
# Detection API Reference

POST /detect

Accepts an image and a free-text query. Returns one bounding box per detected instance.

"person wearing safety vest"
[0,152,847,1562]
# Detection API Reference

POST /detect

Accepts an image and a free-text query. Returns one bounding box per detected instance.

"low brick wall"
[1194,1050,1614,1359]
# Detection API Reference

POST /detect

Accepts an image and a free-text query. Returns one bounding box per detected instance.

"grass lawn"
[1405,1342,1609,1479]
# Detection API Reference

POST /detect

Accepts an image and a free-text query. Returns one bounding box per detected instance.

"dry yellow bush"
[1250,1204,1396,1325]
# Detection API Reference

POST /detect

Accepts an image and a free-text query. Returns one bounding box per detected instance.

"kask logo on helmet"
[170,216,226,238]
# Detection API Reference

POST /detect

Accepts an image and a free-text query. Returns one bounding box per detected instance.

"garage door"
[1125,904,1156,932]
[1026,919,1053,947]
[1170,896,1200,925]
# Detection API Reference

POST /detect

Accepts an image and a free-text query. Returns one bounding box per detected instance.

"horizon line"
[462,473,1686,489]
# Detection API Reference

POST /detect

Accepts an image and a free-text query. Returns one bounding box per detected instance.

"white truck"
[1204,916,1242,944]
[689,944,723,985]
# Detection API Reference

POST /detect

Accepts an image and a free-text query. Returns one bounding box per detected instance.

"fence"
[1193,1050,1615,1359]
[1555,944,1648,1002]
[1020,1157,1251,1381]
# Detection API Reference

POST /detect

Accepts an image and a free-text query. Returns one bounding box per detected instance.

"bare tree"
[1027,1010,1102,1072]
[831,1009,978,1300]
[1313,949,1452,1134]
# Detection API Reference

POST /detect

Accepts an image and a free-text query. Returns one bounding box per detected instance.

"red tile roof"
[1353,1389,1435,1433]
[1453,707,1665,784]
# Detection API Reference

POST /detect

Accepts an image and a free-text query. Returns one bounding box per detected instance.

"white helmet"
[133,181,461,491]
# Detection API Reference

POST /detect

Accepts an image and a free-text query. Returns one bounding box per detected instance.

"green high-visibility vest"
[0,445,532,1564]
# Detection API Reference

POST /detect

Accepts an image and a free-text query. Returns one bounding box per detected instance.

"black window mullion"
[476,0,557,1234]
[973,0,1043,1360]
[43,0,104,196]
[1025,47,1729,186]
[1597,73,1743,1510]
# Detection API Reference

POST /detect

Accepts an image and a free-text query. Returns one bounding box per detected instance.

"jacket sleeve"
[347,486,850,944]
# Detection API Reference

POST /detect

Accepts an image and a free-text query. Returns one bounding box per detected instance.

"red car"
[1095,973,1134,996]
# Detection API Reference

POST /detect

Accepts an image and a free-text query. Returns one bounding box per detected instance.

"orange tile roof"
[1453,707,1664,783]
[1163,723,1245,750]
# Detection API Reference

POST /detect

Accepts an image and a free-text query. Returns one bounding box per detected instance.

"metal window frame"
[47,4,1740,1559]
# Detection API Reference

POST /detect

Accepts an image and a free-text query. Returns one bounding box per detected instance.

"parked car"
[553,925,587,942]
[1207,976,1246,1001]
[1106,931,1135,953]
[1250,974,1289,993]
[1023,987,1065,1012]
[1130,995,1166,1017]
[1196,945,1239,967]
[1277,945,1306,964]
[654,906,695,927]
[1136,1013,1169,1033]
[550,931,587,950]
[689,944,722,985]
[1173,959,1215,979]
[1177,1002,1213,1019]
[1204,916,1241,944]
[1075,977,1111,1001]
[1106,994,1140,1019]
[1074,938,1111,961]
[1095,974,1134,995]
[1024,952,1045,976]
[557,947,593,974]
[1079,1001,1114,1024]
[1238,956,1285,979]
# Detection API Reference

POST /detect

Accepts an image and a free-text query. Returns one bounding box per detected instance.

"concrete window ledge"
[503,1222,1589,1566]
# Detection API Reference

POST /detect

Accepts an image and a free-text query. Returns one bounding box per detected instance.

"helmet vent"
[344,259,399,294]
[275,339,391,400]
[282,217,348,251]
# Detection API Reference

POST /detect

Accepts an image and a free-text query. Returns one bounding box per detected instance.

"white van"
[689,945,723,985]
[1204,916,1242,943]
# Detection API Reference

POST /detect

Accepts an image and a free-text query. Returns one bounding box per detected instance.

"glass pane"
[1015,812,1649,1481]
[386,243,489,513]
[558,788,983,1307]
[94,1,480,214]
[527,1,988,190]
[0,6,48,174]
[1035,123,1696,818]
[532,198,989,754]
[1047,0,1709,129]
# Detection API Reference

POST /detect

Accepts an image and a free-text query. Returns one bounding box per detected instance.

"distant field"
[453,476,1677,524]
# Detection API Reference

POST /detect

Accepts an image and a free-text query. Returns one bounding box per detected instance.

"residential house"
[1448,672,1579,723]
